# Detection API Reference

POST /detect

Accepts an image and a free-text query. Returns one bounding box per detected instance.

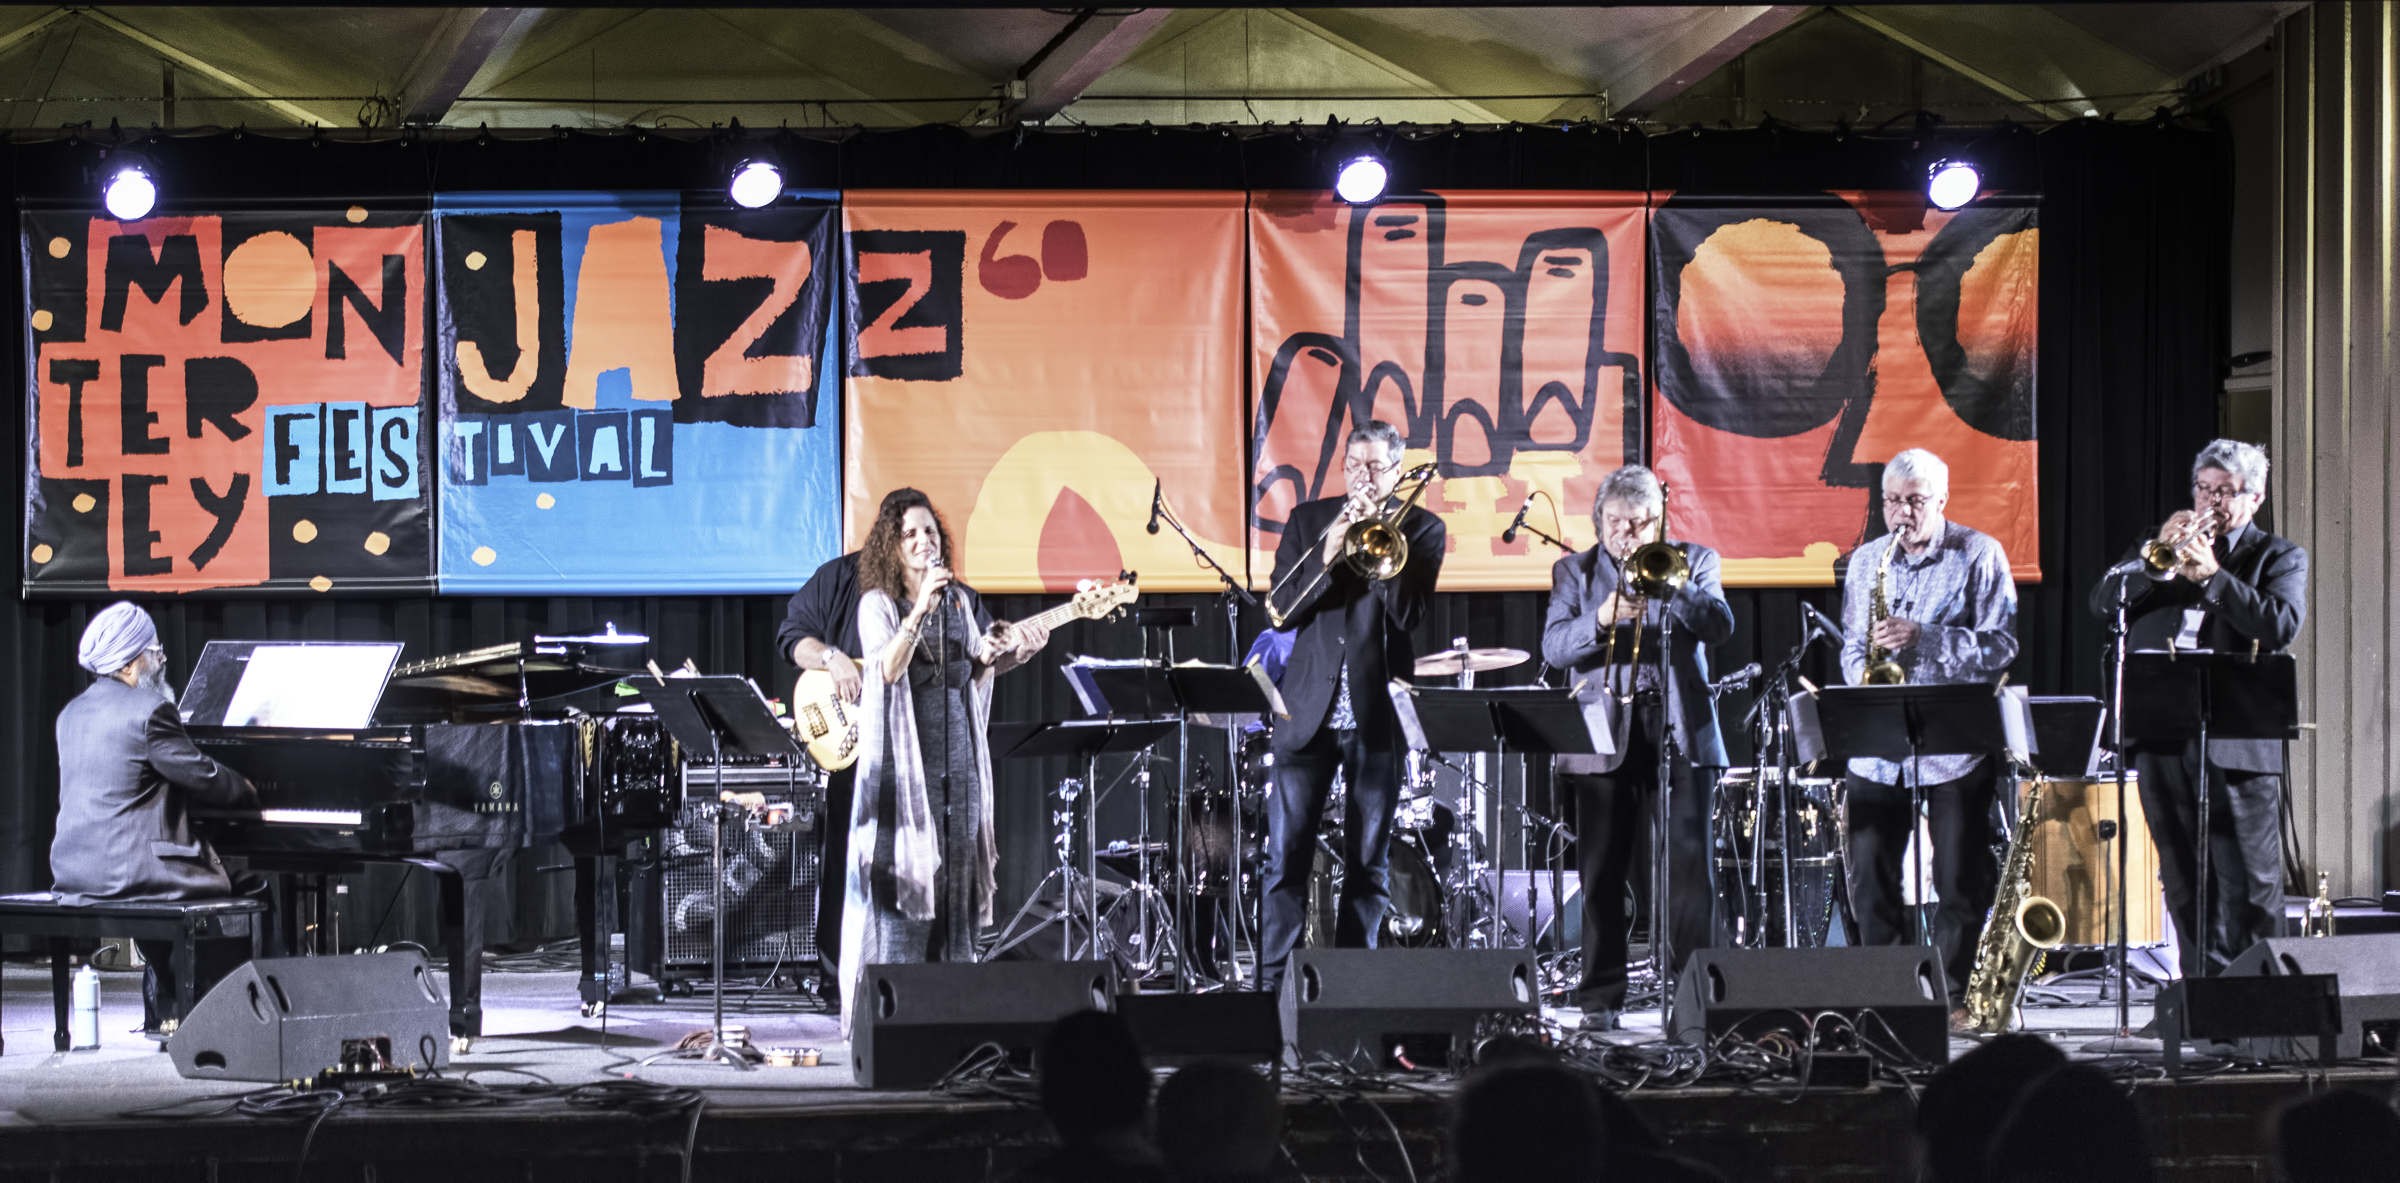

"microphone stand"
[1151,501,1258,988]
[1509,520,1576,555]
[1156,502,1260,610]
[1652,601,1680,1031]
[2085,571,2160,1054]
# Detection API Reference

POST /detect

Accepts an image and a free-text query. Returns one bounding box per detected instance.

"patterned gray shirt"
[1839,520,2019,786]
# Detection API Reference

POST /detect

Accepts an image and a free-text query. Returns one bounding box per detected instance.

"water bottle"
[70,963,100,1050]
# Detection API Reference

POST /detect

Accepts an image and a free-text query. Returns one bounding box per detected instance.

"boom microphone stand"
[2084,570,2156,1054]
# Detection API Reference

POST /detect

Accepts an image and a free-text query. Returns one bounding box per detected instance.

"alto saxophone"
[1861,540,1905,685]
[1963,778,2068,1034]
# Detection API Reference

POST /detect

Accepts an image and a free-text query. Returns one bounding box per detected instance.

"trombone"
[1599,487,1691,700]
[1266,462,1439,626]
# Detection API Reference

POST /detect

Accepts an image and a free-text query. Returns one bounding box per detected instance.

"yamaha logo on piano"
[476,779,518,814]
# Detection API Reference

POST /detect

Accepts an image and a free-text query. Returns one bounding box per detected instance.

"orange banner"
[843,191,1247,594]
[1248,191,1647,591]
[1650,194,2039,586]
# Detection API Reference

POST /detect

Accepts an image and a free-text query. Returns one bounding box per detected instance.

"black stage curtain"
[0,121,2225,951]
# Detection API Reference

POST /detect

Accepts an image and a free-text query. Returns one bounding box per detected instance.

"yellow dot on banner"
[71,493,95,513]
[292,519,318,543]
[464,251,487,271]
[535,493,555,509]
[223,231,316,329]
[363,531,391,556]
[309,576,333,593]
[46,237,69,259]
[471,546,497,566]
[30,543,53,564]
[346,206,369,224]
[31,310,52,332]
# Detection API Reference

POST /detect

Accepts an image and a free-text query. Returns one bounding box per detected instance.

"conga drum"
[2017,775,2164,947]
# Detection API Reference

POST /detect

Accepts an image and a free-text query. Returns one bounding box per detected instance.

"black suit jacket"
[1540,541,1738,769]
[1266,496,1445,750]
[2088,522,2307,773]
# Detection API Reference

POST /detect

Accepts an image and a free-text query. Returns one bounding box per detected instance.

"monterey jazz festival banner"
[843,191,1248,594]
[435,193,841,593]
[1248,192,1647,592]
[23,206,432,595]
[1650,194,2039,586]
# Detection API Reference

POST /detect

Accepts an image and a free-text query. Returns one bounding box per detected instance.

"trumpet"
[2142,507,2223,580]
[1266,463,1438,626]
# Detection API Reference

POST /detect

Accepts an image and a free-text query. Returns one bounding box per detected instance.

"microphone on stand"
[1146,480,1163,535]
[1501,496,1533,544]
[2105,557,2149,578]
[1800,602,1846,645]
[1709,662,1764,697]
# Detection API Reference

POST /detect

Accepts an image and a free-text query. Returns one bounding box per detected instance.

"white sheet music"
[221,645,395,728]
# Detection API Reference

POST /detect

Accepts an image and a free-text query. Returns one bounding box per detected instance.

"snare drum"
[2018,775,2163,946]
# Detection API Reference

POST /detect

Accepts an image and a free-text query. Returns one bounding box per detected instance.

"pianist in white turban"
[77,601,158,676]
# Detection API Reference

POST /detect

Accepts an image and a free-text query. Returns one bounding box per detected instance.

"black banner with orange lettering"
[1650,193,2039,586]
[22,207,431,596]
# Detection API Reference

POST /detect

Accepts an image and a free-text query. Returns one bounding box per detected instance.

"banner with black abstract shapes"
[1650,194,2039,586]
[23,206,432,596]
[1248,191,1647,592]
[435,192,841,593]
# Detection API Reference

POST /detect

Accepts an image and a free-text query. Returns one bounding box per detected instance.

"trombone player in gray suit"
[1542,465,1735,1030]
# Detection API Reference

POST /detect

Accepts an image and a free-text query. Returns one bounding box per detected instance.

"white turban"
[78,601,157,675]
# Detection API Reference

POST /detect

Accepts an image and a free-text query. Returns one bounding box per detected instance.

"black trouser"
[136,937,254,1031]
[1257,726,1399,993]
[815,763,857,981]
[2133,745,2283,979]
[1844,760,2000,1000]
[1561,703,1714,1011]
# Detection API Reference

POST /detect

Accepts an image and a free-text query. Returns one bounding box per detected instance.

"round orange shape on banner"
[1678,219,1844,396]
[224,231,316,328]
[309,576,333,593]
[535,493,555,509]
[471,546,497,566]
[464,251,487,271]
[363,531,391,556]
[30,310,51,331]
[292,519,318,543]
[71,493,95,513]
[30,544,52,564]
[346,206,369,224]
[46,237,68,259]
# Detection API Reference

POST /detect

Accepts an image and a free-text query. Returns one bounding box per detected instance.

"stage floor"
[0,959,2385,1181]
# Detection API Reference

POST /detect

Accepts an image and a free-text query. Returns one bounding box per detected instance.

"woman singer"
[840,489,1048,1029]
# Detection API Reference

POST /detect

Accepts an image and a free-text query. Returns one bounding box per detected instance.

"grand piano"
[181,633,679,1037]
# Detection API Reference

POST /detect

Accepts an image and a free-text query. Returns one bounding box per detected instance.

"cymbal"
[536,630,649,646]
[1413,646,1529,677]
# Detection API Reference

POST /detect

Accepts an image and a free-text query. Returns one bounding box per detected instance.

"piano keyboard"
[256,809,365,826]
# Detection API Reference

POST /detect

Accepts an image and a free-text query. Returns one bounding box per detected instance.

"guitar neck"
[1022,600,1084,633]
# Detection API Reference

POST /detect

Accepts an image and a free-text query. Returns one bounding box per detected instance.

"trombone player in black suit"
[1256,420,1445,996]
[2090,438,2306,979]
[1541,465,1735,1030]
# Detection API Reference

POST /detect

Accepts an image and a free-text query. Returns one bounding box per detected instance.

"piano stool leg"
[438,872,485,1040]
[49,939,69,1052]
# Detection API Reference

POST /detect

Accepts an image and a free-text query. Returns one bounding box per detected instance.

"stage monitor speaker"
[169,951,450,1083]
[1669,947,1950,1065]
[2221,933,2400,1059]
[851,960,1117,1089]
[1120,991,1282,1065]
[1280,948,1537,1071]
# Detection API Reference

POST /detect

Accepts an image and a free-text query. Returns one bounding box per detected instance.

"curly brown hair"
[858,488,954,607]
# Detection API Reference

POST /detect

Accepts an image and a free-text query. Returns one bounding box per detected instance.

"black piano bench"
[0,894,266,1052]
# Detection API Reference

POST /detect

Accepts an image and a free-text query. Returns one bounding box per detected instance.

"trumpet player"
[1256,420,1445,995]
[1541,465,1734,1031]
[2089,439,2305,978]
[1839,449,2019,1018]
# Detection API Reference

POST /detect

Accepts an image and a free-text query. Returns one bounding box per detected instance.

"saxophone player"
[1838,449,2019,1021]
[2089,440,2304,979]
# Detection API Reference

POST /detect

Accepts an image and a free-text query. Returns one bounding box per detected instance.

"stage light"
[1926,158,1980,211]
[101,158,158,221]
[728,159,783,209]
[1334,155,1389,205]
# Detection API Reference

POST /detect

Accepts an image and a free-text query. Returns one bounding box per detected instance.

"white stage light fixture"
[102,159,158,221]
[728,160,784,209]
[1334,155,1389,205]
[1926,159,1980,211]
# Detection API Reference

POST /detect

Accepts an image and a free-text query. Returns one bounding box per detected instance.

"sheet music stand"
[1391,686,1594,950]
[987,720,1179,962]
[2120,652,2298,979]
[1790,683,2030,947]
[634,676,805,1070]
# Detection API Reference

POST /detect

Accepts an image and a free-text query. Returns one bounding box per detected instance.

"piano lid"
[378,628,649,722]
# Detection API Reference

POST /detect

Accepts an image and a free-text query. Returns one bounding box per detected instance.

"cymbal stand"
[1103,758,1184,983]
[988,771,1102,960]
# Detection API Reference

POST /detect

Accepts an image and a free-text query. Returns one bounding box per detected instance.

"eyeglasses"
[1881,495,1936,512]
[1342,457,1397,477]
[2192,481,2255,503]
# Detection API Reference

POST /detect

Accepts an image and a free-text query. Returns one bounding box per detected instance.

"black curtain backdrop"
[0,120,2225,952]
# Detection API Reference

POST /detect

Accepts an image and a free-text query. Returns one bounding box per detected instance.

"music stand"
[635,676,805,1070]
[986,720,1178,962]
[2120,652,2297,983]
[1391,686,1594,953]
[1790,683,2031,950]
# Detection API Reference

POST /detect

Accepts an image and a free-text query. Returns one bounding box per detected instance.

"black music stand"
[1392,686,1595,952]
[987,720,1178,962]
[635,676,805,1070]
[2119,652,2298,981]
[1790,683,2029,949]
